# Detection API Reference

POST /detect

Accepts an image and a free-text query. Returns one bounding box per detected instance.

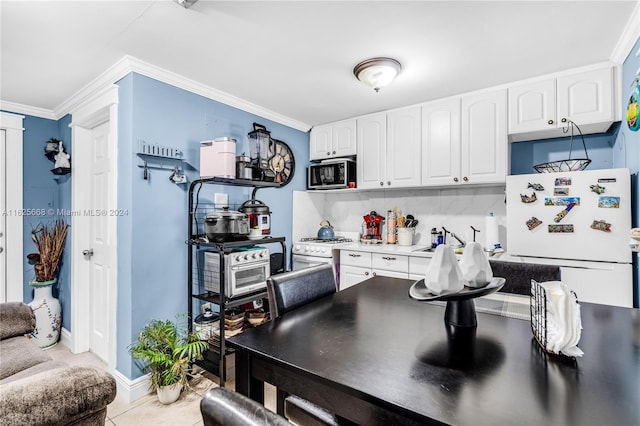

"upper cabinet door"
[461,89,507,185]
[508,79,556,134]
[386,107,421,188]
[557,67,614,126]
[309,124,332,161]
[332,119,357,158]
[421,98,461,186]
[357,113,387,189]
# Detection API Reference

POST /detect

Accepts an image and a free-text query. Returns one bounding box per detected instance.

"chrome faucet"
[441,227,466,247]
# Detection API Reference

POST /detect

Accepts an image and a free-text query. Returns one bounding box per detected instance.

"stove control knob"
[304,247,309,252]
[243,255,249,261]
[259,252,265,258]
[252,253,258,259]
[295,245,300,252]
[235,256,242,262]
[321,248,326,253]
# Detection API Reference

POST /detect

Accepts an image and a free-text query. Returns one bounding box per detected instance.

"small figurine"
[527,182,545,191]
[590,184,605,194]
[520,192,537,203]
[54,141,70,169]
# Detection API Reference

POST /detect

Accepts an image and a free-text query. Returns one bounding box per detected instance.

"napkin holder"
[530,279,580,358]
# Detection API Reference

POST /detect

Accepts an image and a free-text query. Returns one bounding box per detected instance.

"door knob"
[82,249,94,257]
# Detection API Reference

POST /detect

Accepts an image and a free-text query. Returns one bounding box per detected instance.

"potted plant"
[128,316,208,404]
[27,219,69,349]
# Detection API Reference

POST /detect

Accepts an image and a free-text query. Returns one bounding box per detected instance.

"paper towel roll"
[485,212,499,250]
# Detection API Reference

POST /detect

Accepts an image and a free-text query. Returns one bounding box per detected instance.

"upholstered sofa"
[0,302,116,425]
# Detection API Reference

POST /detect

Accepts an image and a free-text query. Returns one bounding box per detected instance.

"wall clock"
[269,139,295,185]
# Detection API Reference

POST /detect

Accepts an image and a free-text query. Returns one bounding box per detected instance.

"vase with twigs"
[27,219,69,349]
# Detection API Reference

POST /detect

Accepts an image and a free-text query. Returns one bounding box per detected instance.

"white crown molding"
[52,55,311,131]
[0,100,56,120]
[610,1,640,63]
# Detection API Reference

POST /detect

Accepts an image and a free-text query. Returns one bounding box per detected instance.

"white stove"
[292,232,358,288]
[293,237,354,258]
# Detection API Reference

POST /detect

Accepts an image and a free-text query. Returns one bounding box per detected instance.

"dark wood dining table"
[228,276,640,425]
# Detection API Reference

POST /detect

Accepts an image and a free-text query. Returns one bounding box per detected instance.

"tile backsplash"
[293,186,507,248]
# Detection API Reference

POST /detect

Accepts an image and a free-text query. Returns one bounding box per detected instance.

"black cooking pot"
[204,208,250,241]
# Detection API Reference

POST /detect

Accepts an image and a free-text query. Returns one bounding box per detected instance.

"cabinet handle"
[365,271,369,276]
[387,181,391,186]
[382,256,396,261]
[561,118,567,123]
[453,177,459,182]
[349,253,361,257]
[380,182,384,186]
[463,176,468,182]
[332,150,336,154]
[547,119,554,125]
[326,151,330,155]
[372,272,377,276]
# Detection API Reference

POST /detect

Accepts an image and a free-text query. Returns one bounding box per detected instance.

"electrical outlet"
[215,193,228,208]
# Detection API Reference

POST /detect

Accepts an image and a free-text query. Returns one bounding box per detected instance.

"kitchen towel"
[459,242,493,287]
[424,245,465,295]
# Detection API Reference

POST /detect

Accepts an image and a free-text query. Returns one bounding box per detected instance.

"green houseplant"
[128,316,208,404]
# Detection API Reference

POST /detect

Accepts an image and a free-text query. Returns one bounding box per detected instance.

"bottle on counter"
[387,209,397,244]
[485,212,500,251]
[431,228,438,248]
[437,231,444,246]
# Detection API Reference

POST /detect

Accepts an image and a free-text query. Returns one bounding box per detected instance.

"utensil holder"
[530,280,578,358]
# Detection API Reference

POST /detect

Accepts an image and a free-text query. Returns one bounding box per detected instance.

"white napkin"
[458,242,493,288]
[538,281,583,357]
[424,245,465,295]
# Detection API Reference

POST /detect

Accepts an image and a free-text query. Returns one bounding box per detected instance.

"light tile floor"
[47,344,276,426]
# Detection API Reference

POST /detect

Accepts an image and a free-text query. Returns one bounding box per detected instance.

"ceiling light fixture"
[175,0,198,8]
[353,57,402,92]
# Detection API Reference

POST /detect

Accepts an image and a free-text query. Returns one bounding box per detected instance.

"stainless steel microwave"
[307,159,356,190]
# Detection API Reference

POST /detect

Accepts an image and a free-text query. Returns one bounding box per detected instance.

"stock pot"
[204,209,250,241]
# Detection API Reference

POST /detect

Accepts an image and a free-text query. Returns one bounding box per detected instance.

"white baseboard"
[59,327,72,350]
[111,369,152,404]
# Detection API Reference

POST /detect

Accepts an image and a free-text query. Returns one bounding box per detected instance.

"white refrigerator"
[506,168,633,307]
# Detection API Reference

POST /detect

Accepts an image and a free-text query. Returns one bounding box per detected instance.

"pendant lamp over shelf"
[353,57,402,92]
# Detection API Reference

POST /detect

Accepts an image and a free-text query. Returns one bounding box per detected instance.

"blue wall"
[116,73,309,379]
[511,125,620,175]
[613,36,640,307]
[18,114,73,328]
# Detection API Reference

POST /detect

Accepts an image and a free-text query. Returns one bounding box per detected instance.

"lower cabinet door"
[340,265,372,290]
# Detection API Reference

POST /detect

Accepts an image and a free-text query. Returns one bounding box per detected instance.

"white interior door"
[87,121,112,362]
[1,130,6,302]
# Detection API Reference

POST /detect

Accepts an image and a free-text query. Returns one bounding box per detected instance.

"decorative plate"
[409,277,505,302]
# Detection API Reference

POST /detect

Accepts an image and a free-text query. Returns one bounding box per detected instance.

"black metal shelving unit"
[187,177,287,387]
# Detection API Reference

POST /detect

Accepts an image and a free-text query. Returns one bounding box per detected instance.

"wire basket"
[530,280,578,358]
[533,120,591,173]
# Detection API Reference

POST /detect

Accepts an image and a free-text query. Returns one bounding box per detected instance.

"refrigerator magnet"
[554,177,572,186]
[598,196,620,208]
[548,224,574,233]
[527,182,544,191]
[520,192,537,203]
[589,184,605,194]
[554,202,576,223]
[545,197,580,206]
[590,220,612,232]
[554,187,570,196]
[526,217,542,230]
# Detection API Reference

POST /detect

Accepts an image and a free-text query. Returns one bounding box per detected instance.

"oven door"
[227,261,269,298]
[292,254,332,271]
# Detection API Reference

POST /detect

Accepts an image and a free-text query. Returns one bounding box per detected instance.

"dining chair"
[267,263,336,319]
[489,260,561,295]
[266,264,350,426]
[200,387,290,426]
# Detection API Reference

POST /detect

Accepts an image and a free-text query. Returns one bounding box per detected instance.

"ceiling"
[1,1,638,130]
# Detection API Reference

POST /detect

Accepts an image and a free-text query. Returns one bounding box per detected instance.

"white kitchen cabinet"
[357,107,421,189]
[508,67,614,141]
[309,119,357,161]
[340,265,373,290]
[461,89,508,185]
[421,90,507,186]
[372,253,409,273]
[421,98,462,186]
[409,256,431,281]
